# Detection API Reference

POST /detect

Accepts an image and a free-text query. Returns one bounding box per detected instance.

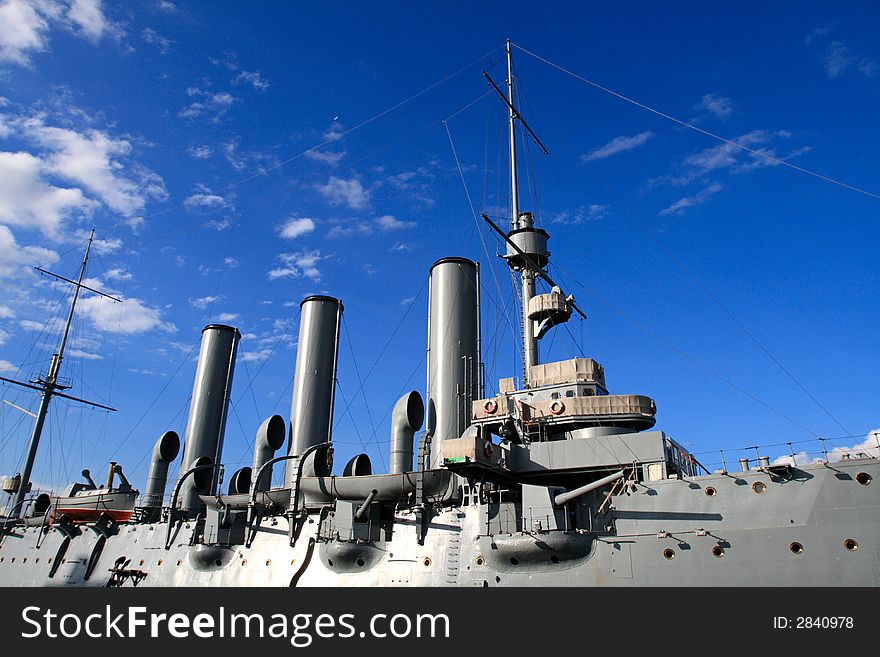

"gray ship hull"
[1,457,876,587]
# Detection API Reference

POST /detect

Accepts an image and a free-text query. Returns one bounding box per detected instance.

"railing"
[688,433,880,473]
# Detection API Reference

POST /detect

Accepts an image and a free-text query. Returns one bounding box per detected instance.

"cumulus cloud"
[582,131,654,162]
[0,150,95,236]
[376,214,415,230]
[279,217,316,239]
[774,429,880,465]
[0,225,58,277]
[189,295,221,310]
[268,250,322,282]
[0,0,123,66]
[78,294,175,334]
[315,176,369,209]
[305,149,345,166]
[186,144,212,159]
[0,112,167,233]
[183,184,230,211]
[179,88,235,122]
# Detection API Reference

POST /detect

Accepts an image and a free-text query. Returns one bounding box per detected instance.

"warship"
[0,41,877,588]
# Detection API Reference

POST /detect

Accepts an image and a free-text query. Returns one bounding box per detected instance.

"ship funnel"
[177,324,240,513]
[390,391,424,473]
[250,414,286,494]
[426,258,479,467]
[285,296,343,487]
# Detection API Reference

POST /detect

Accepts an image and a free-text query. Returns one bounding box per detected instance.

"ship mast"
[1,230,118,519]
[505,40,540,382]
[481,41,584,388]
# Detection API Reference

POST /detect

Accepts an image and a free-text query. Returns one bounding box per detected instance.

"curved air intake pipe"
[141,431,180,508]
[390,391,424,473]
[285,296,343,486]
[426,258,479,468]
[177,324,241,513]
[250,414,286,494]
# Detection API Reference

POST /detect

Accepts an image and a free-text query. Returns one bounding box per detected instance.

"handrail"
[164,462,215,550]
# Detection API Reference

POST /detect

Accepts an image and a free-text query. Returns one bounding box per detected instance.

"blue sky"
[0,1,878,494]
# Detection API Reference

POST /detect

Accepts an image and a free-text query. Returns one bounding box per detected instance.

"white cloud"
[78,294,175,334]
[315,176,369,209]
[268,250,322,282]
[10,114,167,220]
[66,0,122,44]
[825,41,852,78]
[659,183,723,216]
[179,89,236,122]
[376,214,415,230]
[582,131,654,162]
[0,326,10,346]
[0,0,60,66]
[189,295,221,309]
[0,359,17,372]
[0,304,15,318]
[186,144,212,159]
[0,150,95,237]
[697,94,733,119]
[0,0,123,66]
[223,257,238,268]
[215,312,239,322]
[240,348,272,363]
[233,70,270,91]
[305,149,345,165]
[552,204,609,224]
[183,185,230,211]
[141,27,171,54]
[0,225,58,277]
[279,216,316,239]
[774,429,880,465]
[104,267,131,281]
[68,347,102,360]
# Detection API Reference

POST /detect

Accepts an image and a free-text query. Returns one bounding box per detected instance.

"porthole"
[0,557,4,562]
[290,559,296,565]
[844,539,859,552]
[752,481,766,494]
[214,560,222,567]
[327,559,334,567]
[158,559,163,566]
[356,558,364,567]
[139,559,144,566]
[176,560,182,566]
[550,555,560,564]
[423,557,432,567]
[789,542,804,554]
[856,472,872,486]
[241,560,247,566]
[22,558,26,563]
[34,558,39,563]
[662,548,676,560]
[704,486,717,497]
[508,557,519,566]
[475,556,485,566]
[265,560,272,567]
[711,545,725,558]
[10,558,14,563]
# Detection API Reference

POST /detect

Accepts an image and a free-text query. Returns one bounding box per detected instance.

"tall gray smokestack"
[141,430,180,509]
[426,258,479,467]
[390,391,424,473]
[250,414,286,494]
[177,324,240,513]
[285,296,343,486]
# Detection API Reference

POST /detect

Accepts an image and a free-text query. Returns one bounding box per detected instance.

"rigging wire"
[512,42,880,203]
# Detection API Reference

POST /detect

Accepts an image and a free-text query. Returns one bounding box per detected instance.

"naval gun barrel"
[554,470,625,507]
[355,489,379,520]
